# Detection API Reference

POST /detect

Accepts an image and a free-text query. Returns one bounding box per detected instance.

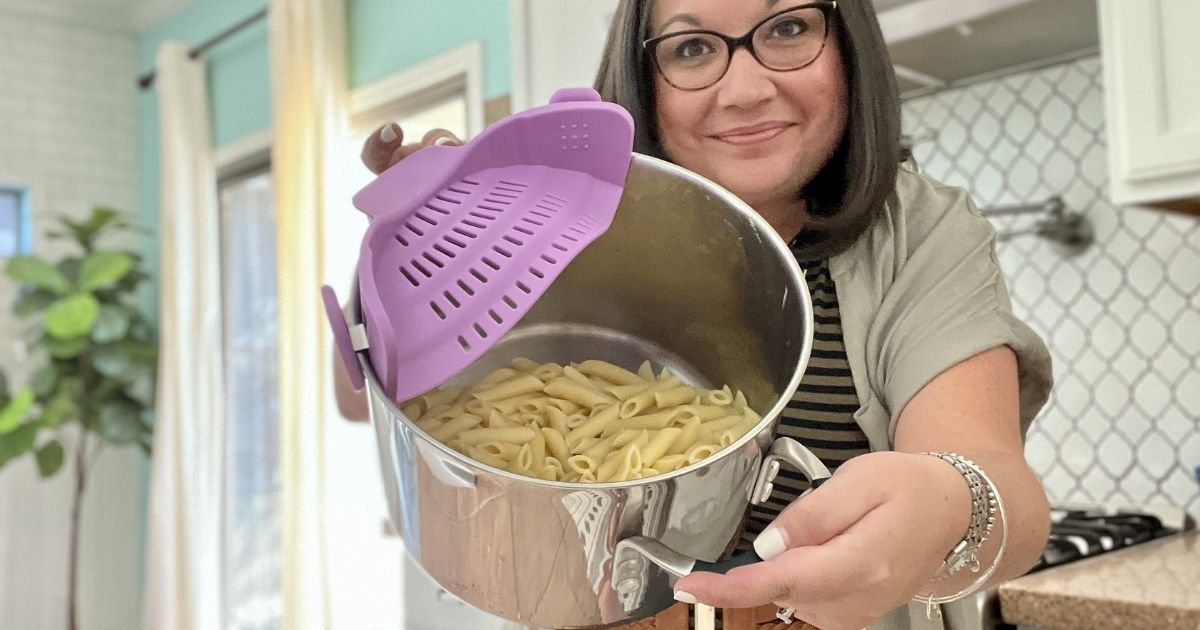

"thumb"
[752,467,881,561]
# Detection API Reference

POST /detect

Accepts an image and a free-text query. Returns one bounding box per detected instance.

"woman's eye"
[673,38,717,59]
[769,18,808,38]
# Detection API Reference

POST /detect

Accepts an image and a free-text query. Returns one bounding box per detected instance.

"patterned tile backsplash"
[902,56,1200,521]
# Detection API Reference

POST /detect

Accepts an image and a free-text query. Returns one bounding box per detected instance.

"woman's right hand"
[360,123,463,175]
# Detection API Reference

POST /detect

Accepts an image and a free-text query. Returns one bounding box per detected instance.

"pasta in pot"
[403,358,761,483]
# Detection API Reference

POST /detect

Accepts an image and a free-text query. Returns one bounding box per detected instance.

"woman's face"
[649,0,849,210]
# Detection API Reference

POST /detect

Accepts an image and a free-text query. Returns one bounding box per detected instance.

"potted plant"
[0,206,157,630]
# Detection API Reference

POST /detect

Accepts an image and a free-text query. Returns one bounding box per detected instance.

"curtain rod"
[137,7,268,90]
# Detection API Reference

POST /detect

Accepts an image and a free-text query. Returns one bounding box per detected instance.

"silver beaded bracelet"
[914,451,1008,618]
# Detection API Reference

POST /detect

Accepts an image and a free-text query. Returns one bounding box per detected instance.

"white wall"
[904,57,1200,522]
[0,3,143,629]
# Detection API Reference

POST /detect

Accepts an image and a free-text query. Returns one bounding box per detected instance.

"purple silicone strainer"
[323,88,635,403]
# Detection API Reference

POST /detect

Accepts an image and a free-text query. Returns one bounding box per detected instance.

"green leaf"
[0,369,9,405]
[85,207,121,235]
[0,388,35,435]
[30,365,58,398]
[56,258,82,287]
[95,340,158,372]
[91,344,131,378]
[97,401,141,444]
[0,423,38,469]
[35,440,65,477]
[44,294,100,339]
[79,252,134,292]
[127,370,156,407]
[13,289,59,317]
[5,257,71,295]
[91,305,132,343]
[45,335,90,359]
[39,393,75,427]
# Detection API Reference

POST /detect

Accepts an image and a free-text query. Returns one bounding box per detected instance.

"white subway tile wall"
[903,57,1200,521]
[0,4,141,630]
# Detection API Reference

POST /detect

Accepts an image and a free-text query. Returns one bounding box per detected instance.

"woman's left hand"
[672,451,973,630]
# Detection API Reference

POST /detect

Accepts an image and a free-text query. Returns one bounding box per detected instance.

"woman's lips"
[711,123,794,146]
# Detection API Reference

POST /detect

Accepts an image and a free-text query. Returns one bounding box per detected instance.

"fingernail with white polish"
[754,527,788,560]
[674,591,698,604]
[379,124,397,143]
[434,136,459,147]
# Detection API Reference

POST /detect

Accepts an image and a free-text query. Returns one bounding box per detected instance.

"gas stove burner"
[1032,504,1184,573]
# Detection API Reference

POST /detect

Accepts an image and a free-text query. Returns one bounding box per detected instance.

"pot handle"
[613,437,831,591]
[321,285,366,390]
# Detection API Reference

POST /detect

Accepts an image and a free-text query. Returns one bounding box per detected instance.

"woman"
[338,1,1054,628]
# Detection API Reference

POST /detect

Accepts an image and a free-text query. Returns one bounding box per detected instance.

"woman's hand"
[360,123,463,174]
[673,451,973,630]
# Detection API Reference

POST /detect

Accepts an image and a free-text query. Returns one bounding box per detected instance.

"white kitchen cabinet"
[508,0,620,111]
[1099,0,1200,210]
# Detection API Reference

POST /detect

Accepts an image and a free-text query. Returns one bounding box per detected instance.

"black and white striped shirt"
[738,257,870,549]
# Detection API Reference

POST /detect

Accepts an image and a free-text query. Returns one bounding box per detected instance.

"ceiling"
[880,0,1100,96]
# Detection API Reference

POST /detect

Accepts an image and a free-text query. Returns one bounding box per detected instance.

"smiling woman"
[596,0,901,261]
[584,0,1054,629]
[339,0,1055,628]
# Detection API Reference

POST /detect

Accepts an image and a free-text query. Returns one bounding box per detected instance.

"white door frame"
[348,40,485,138]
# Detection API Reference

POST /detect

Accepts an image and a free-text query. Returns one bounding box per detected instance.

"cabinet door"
[509,0,621,111]
[1100,0,1200,205]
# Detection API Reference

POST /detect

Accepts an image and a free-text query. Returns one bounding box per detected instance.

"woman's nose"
[716,48,777,109]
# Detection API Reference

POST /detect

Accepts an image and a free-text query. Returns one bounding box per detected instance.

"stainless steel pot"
[340,154,828,629]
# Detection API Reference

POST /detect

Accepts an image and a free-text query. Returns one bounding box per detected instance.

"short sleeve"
[867,173,1053,443]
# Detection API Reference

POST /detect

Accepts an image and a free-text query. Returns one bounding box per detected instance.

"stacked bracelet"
[924,452,998,579]
[913,451,1008,617]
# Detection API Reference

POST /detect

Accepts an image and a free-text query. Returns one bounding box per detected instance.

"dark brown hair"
[594,0,901,260]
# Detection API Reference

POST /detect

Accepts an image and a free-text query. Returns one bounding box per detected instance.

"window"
[217,165,282,630]
[0,187,30,258]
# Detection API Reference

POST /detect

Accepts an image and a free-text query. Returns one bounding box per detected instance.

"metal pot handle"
[613,437,831,596]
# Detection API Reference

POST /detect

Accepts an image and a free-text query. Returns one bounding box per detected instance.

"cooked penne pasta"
[565,403,620,447]
[545,377,615,408]
[541,427,570,462]
[457,427,537,446]
[413,356,760,482]
[479,367,521,386]
[685,443,720,465]
[430,415,483,442]
[510,357,540,372]
[578,359,644,386]
[532,362,565,381]
[654,386,697,409]
[473,374,545,402]
[475,441,520,461]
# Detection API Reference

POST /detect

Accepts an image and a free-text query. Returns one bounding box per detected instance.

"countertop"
[998,530,1200,630]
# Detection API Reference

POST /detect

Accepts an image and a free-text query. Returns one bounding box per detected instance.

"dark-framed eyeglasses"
[642,1,838,91]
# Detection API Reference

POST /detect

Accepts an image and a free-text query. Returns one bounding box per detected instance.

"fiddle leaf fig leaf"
[45,335,90,359]
[44,294,100,340]
[0,388,34,435]
[97,401,141,444]
[79,252,134,292]
[0,423,38,469]
[30,365,58,398]
[39,392,75,427]
[91,305,131,344]
[5,257,70,295]
[35,440,65,477]
[13,289,58,317]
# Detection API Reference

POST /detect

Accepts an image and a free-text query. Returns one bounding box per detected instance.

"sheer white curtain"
[141,41,226,630]
[268,0,348,626]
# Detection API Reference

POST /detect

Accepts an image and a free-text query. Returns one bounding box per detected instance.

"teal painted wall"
[347,0,511,100]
